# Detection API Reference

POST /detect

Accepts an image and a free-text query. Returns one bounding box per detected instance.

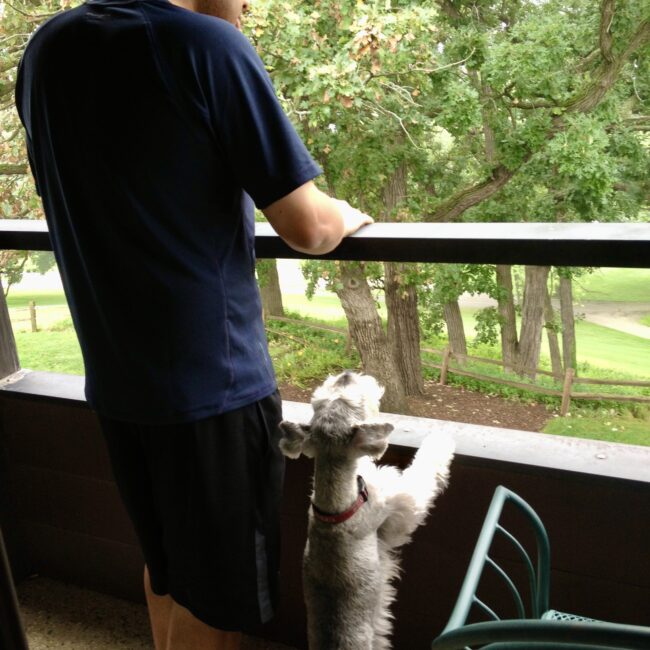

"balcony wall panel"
[2,389,649,649]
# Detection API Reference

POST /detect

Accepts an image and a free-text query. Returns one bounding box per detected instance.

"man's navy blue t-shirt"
[16,0,321,423]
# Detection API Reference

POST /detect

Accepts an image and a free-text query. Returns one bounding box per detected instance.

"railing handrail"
[2,219,650,268]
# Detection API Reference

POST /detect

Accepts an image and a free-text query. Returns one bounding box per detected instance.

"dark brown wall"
[1,393,649,649]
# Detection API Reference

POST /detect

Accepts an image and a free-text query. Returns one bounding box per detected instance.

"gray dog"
[279,371,454,649]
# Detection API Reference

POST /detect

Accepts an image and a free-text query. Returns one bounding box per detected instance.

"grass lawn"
[574,268,650,302]
[10,289,649,379]
[284,295,650,379]
[543,413,650,447]
[6,290,68,308]
[14,327,84,375]
[641,314,650,327]
[570,320,650,378]
[283,293,386,326]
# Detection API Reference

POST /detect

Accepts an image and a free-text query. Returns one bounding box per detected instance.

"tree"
[257,259,285,319]
[2,0,649,394]
[424,0,649,376]
[1,1,61,295]
[249,1,648,393]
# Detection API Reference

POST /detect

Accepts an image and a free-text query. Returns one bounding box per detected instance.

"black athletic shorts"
[97,390,285,632]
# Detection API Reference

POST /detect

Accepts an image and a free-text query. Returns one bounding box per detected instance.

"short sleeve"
[203,26,322,209]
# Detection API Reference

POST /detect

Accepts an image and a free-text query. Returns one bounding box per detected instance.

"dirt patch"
[279,379,553,433]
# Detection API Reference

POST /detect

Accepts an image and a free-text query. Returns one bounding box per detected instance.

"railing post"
[560,367,575,416]
[440,346,451,385]
[0,278,20,379]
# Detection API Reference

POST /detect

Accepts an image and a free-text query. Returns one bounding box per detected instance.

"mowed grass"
[285,295,650,379]
[9,290,650,379]
[571,320,650,378]
[14,327,84,375]
[575,268,650,302]
[6,290,68,308]
[543,413,650,447]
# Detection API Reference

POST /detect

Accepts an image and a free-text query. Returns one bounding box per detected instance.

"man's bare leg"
[144,566,173,650]
[144,564,242,650]
[166,601,242,650]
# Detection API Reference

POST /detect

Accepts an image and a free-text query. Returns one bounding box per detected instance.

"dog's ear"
[351,422,394,458]
[278,421,312,459]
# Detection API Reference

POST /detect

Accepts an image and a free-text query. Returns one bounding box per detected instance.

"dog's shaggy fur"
[279,371,454,649]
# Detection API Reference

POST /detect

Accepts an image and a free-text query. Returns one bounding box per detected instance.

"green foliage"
[418,264,498,338]
[266,313,359,387]
[255,259,275,288]
[0,251,28,293]
[474,306,501,346]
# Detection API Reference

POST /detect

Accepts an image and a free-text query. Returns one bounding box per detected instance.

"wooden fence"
[9,301,38,332]
[267,316,650,416]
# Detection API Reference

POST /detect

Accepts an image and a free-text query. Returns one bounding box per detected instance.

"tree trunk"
[257,259,284,319]
[0,275,19,378]
[544,285,563,379]
[335,262,407,414]
[381,161,423,396]
[559,274,578,375]
[443,300,468,361]
[517,265,550,379]
[495,265,518,372]
[385,262,423,395]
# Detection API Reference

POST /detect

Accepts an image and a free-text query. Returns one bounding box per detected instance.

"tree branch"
[426,3,650,222]
[0,164,28,175]
[599,0,615,63]
[564,15,650,114]
[436,0,462,22]
[427,165,516,222]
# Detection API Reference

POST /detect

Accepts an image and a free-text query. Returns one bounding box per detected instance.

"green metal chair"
[432,486,650,649]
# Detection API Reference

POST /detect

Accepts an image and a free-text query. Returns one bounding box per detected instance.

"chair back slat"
[485,556,526,619]
[473,596,501,621]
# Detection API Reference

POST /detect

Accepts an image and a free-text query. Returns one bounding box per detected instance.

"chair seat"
[541,610,598,623]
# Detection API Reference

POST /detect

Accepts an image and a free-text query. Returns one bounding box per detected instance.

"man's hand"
[333,199,374,237]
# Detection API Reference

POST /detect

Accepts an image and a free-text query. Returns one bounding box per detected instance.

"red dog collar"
[311,476,369,524]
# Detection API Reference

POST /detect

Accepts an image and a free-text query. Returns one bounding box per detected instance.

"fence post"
[29,301,37,332]
[560,367,575,416]
[440,346,451,385]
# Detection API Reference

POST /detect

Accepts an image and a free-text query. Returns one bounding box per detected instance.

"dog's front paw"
[417,433,455,470]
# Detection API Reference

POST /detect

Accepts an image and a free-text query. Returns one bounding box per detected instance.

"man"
[15,0,372,647]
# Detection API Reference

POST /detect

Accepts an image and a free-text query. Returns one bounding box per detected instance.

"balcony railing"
[1,219,650,649]
[2,219,650,266]
[3,218,649,473]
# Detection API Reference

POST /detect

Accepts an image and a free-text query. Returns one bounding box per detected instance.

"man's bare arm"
[262,181,373,255]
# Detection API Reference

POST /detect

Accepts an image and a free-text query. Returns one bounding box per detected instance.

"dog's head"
[278,371,393,460]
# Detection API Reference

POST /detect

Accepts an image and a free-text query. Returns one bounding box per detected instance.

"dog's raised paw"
[418,433,455,466]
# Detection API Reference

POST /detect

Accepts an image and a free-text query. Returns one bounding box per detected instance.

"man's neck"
[168,0,196,11]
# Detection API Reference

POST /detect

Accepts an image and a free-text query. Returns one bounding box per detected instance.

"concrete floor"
[16,577,297,650]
